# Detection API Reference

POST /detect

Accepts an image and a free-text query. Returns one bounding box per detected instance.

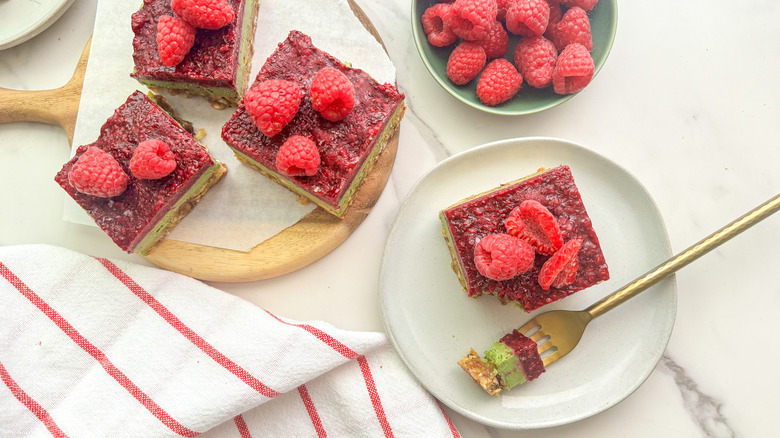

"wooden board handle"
[0,38,91,146]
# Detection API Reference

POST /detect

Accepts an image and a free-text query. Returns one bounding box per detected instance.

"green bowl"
[411,0,618,115]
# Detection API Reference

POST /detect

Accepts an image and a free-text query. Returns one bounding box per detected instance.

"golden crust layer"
[457,348,503,396]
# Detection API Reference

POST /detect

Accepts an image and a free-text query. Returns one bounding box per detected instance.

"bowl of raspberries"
[412,0,617,114]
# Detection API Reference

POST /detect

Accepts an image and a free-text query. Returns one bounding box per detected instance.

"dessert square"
[221,30,406,218]
[439,165,609,312]
[55,91,227,255]
[130,0,260,108]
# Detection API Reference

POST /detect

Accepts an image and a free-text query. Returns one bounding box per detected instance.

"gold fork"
[522,192,780,368]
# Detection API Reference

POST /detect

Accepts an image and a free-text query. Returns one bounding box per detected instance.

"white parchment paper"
[64,0,396,252]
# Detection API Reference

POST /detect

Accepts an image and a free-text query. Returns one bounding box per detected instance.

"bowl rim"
[411,0,619,116]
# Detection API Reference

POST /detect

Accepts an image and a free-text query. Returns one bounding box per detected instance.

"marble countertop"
[2,0,779,436]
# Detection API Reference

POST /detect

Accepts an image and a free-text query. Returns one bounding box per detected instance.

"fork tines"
[520,318,559,367]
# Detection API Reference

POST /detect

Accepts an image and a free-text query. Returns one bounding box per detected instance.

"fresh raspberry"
[505,0,550,37]
[538,238,583,290]
[513,36,558,88]
[544,1,564,45]
[476,58,523,106]
[446,41,487,85]
[156,15,196,67]
[474,234,535,281]
[310,67,355,122]
[554,6,592,51]
[68,147,129,198]
[505,199,563,255]
[129,139,177,180]
[447,0,497,41]
[560,0,599,12]
[421,3,458,47]
[478,21,510,59]
[276,135,320,177]
[496,0,513,22]
[552,43,594,94]
[244,79,303,137]
[171,0,234,30]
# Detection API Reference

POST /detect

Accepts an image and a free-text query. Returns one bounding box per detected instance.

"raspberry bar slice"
[130,0,260,108]
[439,165,609,312]
[221,30,406,218]
[55,91,227,255]
[458,329,544,395]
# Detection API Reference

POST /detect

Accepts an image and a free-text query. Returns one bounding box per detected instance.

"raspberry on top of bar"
[440,165,609,312]
[55,91,226,255]
[221,30,406,218]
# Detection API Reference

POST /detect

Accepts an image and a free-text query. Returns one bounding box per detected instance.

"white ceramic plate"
[0,0,75,50]
[379,137,677,429]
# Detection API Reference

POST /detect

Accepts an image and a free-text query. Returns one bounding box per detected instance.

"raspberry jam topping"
[54,91,215,252]
[131,0,242,87]
[222,30,405,207]
[500,329,544,381]
[442,165,609,312]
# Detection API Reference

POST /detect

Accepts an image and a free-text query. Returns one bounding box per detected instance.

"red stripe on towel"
[435,400,461,438]
[97,258,281,399]
[0,263,199,438]
[264,309,393,436]
[263,309,357,359]
[233,415,252,438]
[0,360,69,438]
[357,356,394,438]
[297,385,327,438]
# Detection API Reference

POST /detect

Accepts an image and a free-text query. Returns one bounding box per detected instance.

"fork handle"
[586,192,780,319]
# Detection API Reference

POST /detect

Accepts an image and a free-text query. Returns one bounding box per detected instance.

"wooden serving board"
[0,1,399,282]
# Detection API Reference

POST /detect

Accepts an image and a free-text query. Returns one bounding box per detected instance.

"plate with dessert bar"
[379,137,676,429]
[0,0,75,50]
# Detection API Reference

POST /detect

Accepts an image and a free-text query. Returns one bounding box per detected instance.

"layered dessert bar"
[458,329,544,395]
[439,165,609,312]
[221,30,406,218]
[130,0,260,108]
[55,91,227,255]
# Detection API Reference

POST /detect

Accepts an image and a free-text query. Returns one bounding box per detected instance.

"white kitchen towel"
[0,245,461,438]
